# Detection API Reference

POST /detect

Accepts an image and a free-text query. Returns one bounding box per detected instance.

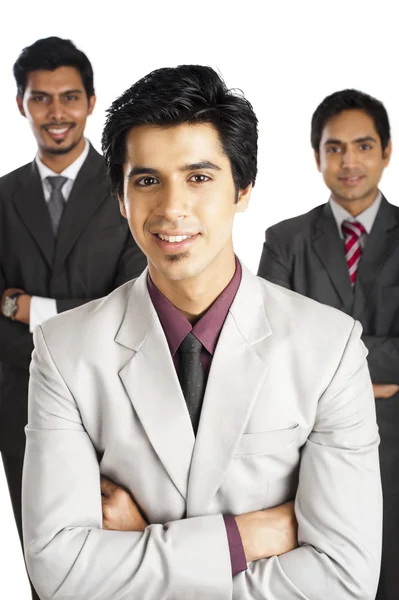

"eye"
[31,95,47,103]
[326,146,341,154]
[359,143,372,151]
[189,174,211,183]
[64,95,78,102]
[135,176,159,187]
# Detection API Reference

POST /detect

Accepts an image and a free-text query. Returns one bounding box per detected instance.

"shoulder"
[0,162,31,194]
[266,204,326,241]
[38,279,135,357]
[256,275,356,344]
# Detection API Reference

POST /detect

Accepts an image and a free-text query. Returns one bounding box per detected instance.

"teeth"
[48,127,69,134]
[157,234,192,242]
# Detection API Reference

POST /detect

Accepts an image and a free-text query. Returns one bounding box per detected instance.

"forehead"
[320,109,379,143]
[24,66,85,95]
[124,123,227,168]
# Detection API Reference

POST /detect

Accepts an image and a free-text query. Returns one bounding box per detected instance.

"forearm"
[23,431,232,600]
[362,334,399,382]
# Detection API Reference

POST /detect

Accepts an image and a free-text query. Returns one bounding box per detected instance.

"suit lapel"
[186,267,271,516]
[116,271,195,500]
[53,145,109,270]
[312,203,354,311]
[12,162,55,267]
[353,197,399,319]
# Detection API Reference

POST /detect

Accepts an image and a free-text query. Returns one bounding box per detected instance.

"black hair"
[311,89,390,154]
[13,36,95,99]
[101,65,258,199]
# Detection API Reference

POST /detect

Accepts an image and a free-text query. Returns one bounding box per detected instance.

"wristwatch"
[1,292,23,320]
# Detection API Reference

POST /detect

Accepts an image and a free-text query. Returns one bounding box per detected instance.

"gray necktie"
[46,176,68,235]
[178,332,205,435]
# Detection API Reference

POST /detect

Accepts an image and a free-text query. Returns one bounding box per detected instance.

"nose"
[155,182,190,222]
[341,146,358,168]
[47,97,65,122]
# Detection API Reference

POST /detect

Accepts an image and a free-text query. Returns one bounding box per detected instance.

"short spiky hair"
[101,65,258,199]
[311,88,390,154]
[13,36,95,99]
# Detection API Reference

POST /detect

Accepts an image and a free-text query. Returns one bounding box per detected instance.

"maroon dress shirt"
[147,259,247,577]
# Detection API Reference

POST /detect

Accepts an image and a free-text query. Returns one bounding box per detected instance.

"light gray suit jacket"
[22,266,382,600]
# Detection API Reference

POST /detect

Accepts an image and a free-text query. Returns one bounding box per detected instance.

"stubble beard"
[41,138,81,156]
[165,252,190,263]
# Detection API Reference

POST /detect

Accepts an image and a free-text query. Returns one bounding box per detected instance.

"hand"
[14,293,31,324]
[101,476,148,532]
[235,501,298,563]
[372,383,399,398]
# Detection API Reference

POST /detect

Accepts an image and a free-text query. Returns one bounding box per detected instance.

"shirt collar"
[147,258,242,357]
[329,191,382,237]
[35,138,90,182]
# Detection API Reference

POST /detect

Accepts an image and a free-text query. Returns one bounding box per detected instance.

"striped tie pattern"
[341,220,366,285]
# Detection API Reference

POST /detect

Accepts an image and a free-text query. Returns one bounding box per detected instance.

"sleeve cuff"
[223,514,247,576]
[29,296,58,333]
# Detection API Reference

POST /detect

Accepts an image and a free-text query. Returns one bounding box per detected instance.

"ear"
[87,94,96,116]
[16,95,26,117]
[235,183,252,213]
[118,195,127,219]
[383,139,392,166]
[314,150,321,172]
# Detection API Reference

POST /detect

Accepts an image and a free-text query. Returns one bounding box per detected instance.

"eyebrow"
[29,89,83,96]
[127,161,222,180]
[324,135,378,146]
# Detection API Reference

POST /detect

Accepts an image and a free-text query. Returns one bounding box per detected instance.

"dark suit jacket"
[257,196,399,491]
[0,144,147,455]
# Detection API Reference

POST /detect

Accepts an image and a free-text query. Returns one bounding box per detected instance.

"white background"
[1,0,398,596]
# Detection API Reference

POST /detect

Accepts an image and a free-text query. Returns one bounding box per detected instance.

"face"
[17,66,95,155]
[315,109,391,206]
[120,123,251,288]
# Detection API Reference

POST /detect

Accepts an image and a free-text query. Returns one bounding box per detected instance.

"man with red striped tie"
[258,89,399,600]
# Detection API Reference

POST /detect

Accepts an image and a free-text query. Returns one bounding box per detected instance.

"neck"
[332,188,379,217]
[38,137,86,173]
[150,251,237,324]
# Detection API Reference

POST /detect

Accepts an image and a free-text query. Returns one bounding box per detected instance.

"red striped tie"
[341,220,366,285]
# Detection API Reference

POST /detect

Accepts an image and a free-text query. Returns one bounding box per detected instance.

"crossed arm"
[101,476,298,564]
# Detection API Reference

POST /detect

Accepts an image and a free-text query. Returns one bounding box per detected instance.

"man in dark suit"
[0,37,146,599]
[258,88,398,600]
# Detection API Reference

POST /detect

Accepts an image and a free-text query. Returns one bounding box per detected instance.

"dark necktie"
[341,220,366,285]
[46,176,68,235]
[178,332,205,435]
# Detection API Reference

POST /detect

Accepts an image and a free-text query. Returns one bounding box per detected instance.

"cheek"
[71,110,89,124]
[125,203,148,235]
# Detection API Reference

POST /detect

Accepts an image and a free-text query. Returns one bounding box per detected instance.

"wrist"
[2,291,23,320]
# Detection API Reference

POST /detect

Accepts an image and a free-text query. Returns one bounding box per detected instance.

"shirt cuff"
[29,296,58,333]
[223,515,247,576]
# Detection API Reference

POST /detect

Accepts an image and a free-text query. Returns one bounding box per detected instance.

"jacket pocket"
[235,423,300,456]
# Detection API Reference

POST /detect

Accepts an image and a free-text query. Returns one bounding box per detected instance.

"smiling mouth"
[339,175,365,184]
[43,124,75,141]
[157,233,194,243]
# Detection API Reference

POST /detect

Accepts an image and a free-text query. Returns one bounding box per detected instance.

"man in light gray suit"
[258,89,397,600]
[22,68,382,600]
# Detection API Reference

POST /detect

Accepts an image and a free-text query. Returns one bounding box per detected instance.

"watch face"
[2,295,18,318]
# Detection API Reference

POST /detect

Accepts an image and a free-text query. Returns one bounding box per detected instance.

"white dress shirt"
[329,191,382,245]
[30,139,90,332]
